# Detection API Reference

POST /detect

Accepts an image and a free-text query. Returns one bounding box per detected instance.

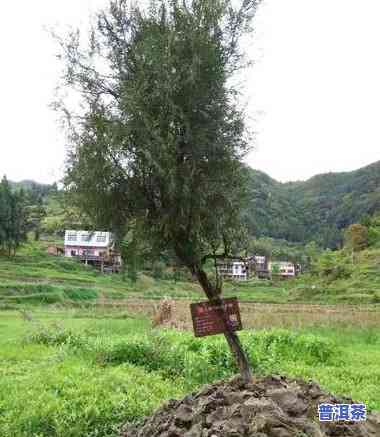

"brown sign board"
[190,297,242,337]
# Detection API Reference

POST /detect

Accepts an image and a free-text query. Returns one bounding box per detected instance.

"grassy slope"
[0,241,199,305]
[0,241,290,306]
[1,241,380,306]
[288,247,380,304]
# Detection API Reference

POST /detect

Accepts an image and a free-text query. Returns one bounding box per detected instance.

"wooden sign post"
[190,297,242,337]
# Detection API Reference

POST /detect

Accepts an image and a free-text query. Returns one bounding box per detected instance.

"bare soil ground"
[121,374,380,437]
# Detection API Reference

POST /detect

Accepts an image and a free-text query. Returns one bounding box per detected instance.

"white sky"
[0,0,379,184]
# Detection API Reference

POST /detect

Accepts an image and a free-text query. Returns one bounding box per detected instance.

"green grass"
[0,240,380,435]
[0,310,181,437]
[0,308,379,436]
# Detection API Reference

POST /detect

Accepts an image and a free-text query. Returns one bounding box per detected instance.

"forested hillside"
[244,160,380,247]
[9,180,56,195]
[7,180,91,239]
[6,160,380,249]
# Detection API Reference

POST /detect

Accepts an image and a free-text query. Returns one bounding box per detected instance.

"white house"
[217,260,249,281]
[253,255,266,266]
[251,255,267,271]
[64,230,114,259]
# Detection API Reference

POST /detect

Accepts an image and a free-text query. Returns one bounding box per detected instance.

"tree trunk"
[224,329,252,383]
[193,266,253,383]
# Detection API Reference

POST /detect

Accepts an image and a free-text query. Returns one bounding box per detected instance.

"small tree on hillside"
[0,176,28,255]
[27,197,46,241]
[345,223,369,263]
[55,0,260,382]
[0,177,12,253]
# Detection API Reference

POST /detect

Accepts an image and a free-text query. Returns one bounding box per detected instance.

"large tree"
[56,0,260,382]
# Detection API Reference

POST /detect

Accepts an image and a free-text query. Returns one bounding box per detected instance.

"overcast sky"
[0,0,379,184]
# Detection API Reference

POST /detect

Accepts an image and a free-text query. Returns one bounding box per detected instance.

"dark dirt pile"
[121,375,380,437]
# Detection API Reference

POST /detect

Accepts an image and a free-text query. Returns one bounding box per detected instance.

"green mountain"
[244,161,380,248]
[6,160,380,248]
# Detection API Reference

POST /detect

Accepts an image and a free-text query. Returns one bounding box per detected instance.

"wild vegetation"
[0,308,379,436]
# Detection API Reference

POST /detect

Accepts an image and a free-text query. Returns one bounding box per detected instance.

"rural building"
[217,256,301,280]
[64,230,121,272]
[251,255,267,269]
[217,260,249,281]
[217,256,270,281]
[249,255,270,278]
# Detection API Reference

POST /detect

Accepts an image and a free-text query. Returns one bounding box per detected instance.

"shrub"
[315,250,353,281]
[64,288,98,301]
[24,323,86,348]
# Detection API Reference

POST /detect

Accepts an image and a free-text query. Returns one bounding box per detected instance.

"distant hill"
[7,161,380,249]
[244,161,380,248]
[9,179,56,193]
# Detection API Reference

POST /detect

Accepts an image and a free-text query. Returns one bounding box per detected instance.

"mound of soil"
[121,375,380,437]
